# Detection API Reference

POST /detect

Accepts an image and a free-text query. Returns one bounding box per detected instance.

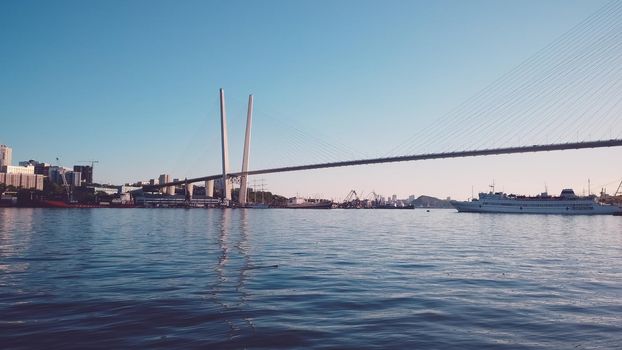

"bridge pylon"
[219,88,231,202]
[239,94,254,205]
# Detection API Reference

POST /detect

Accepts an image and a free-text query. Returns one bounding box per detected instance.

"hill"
[412,195,453,208]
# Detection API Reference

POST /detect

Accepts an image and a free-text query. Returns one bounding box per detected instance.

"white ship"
[450,188,622,215]
[285,197,333,209]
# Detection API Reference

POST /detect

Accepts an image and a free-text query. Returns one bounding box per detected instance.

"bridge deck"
[143,139,622,191]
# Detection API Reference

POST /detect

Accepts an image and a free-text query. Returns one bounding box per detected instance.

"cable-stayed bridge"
[145,1,622,202]
[144,138,622,192]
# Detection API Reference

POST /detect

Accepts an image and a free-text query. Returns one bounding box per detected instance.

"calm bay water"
[1,208,621,349]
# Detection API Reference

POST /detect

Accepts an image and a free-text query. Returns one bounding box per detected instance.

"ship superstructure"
[450,188,621,215]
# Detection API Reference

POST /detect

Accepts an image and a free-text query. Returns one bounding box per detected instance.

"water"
[1,208,621,349]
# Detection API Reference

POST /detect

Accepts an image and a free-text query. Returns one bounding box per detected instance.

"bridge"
[143,136,622,194]
[143,1,622,202]
[142,87,622,199]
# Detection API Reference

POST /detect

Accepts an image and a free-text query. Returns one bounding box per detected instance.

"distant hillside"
[412,195,453,208]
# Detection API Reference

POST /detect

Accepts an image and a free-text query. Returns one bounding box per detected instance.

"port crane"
[368,191,382,206]
[342,190,363,208]
[55,157,72,202]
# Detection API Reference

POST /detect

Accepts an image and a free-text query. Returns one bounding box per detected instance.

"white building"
[0,145,12,168]
[0,172,44,190]
[0,146,43,191]
[2,164,35,174]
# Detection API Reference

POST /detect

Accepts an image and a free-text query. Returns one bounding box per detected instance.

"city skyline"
[2,0,621,199]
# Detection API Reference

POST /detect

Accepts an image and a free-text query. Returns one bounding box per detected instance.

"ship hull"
[285,202,333,209]
[450,200,621,215]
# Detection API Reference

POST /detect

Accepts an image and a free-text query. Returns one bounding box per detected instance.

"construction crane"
[77,160,99,168]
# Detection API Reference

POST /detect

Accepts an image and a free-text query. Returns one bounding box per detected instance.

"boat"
[285,197,333,209]
[450,188,622,215]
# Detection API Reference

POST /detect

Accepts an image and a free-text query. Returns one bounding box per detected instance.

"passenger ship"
[450,188,621,215]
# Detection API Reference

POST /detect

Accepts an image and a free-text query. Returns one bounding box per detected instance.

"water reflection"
[2,209,622,348]
[0,209,34,276]
[237,209,255,332]
[209,208,255,339]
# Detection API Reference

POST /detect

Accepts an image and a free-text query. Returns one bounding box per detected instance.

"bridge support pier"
[239,94,254,205]
[185,181,193,201]
[205,180,214,197]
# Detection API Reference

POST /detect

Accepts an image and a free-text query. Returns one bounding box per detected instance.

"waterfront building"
[73,165,93,184]
[20,173,36,189]
[65,171,81,187]
[2,164,35,174]
[48,166,70,184]
[33,162,50,176]
[0,149,43,191]
[0,173,43,190]
[34,174,44,190]
[3,173,20,187]
[0,145,12,168]
[48,166,81,187]
[18,159,49,175]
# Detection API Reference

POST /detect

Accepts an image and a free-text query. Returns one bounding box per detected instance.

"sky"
[1,0,621,200]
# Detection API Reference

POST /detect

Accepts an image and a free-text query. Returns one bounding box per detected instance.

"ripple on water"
[0,208,621,349]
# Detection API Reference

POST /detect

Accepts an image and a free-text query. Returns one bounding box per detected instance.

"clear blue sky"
[2,0,621,199]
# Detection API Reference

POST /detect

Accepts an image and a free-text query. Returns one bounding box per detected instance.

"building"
[2,164,35,174]
[0,145,12,168]
[0,150,44,191]
[48,166,81,187]
[18,160,51,176]
[73,165,93,185]
[65,171,81,187]
[2,173,20,187]
[0,172,44,191]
